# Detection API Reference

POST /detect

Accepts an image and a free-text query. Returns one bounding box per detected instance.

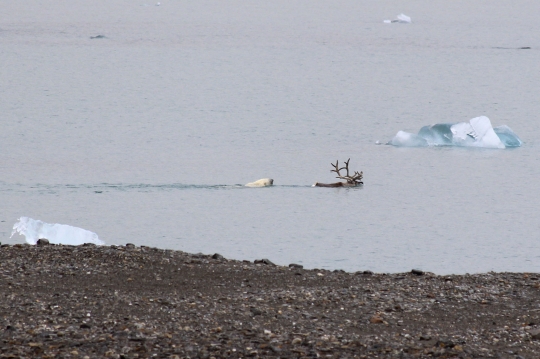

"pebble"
[529,328,540,340]
[254,258,276,266]
[411,269,424,275]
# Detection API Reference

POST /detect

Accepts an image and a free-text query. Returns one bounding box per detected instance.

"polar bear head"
[245,178,274,187]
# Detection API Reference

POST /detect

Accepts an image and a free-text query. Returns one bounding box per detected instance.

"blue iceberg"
[389,116,522,149]
[493,125,523,148]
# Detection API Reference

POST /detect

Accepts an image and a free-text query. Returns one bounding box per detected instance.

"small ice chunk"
[11,217,104,245]
[396,14,412,23]
[388,131,428,147]
[385,14,412,23]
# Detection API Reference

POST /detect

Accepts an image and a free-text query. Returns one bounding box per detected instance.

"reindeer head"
[330,158,363,185]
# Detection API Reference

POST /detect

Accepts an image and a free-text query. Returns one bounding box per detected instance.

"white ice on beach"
[389,116,522,148]
[11,217,104,245]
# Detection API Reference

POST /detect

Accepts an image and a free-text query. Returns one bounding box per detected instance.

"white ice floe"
[389,116,522,149]
[389,131,428,147]
[384,13,412,24]
[11,217,104,245]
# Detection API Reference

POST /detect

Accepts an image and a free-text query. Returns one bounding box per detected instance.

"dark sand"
[1,243,540,358]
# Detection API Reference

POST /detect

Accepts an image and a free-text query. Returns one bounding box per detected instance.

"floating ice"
[397,14,412,23]
[494,125,523,147]
[11,217,104,246]
[389,116,522,149]
[389,131,428,147]
[384,13,412,24]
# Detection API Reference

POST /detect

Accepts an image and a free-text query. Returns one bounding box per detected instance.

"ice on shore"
[11,217,104,246]
[389,116,522,149]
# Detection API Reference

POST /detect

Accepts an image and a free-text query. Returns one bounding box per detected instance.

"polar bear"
[245,178,274,187]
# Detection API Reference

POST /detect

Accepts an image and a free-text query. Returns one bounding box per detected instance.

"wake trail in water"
[0,182,312,193]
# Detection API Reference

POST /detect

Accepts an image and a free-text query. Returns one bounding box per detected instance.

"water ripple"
[0,182,311,193]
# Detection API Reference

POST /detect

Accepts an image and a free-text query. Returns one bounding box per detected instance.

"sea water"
[2,0,540,274]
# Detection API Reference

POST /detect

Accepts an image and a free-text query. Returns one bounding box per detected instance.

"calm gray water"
[2,0,540,274]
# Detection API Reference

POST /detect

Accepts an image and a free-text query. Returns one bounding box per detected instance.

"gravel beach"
[1,243,540,358]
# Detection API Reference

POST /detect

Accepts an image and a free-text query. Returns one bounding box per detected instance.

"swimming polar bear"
[245,178,274,187]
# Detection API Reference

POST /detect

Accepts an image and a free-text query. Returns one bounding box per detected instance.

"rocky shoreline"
[1,243,540,358]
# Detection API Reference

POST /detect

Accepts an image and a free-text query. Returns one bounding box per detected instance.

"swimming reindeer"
[313,158,363,187]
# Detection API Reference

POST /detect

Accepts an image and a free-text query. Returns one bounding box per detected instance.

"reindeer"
[313,158,363,187]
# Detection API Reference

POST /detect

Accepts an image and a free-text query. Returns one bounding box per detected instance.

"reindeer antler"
[331,158,363,184]
[330,160,346,177]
